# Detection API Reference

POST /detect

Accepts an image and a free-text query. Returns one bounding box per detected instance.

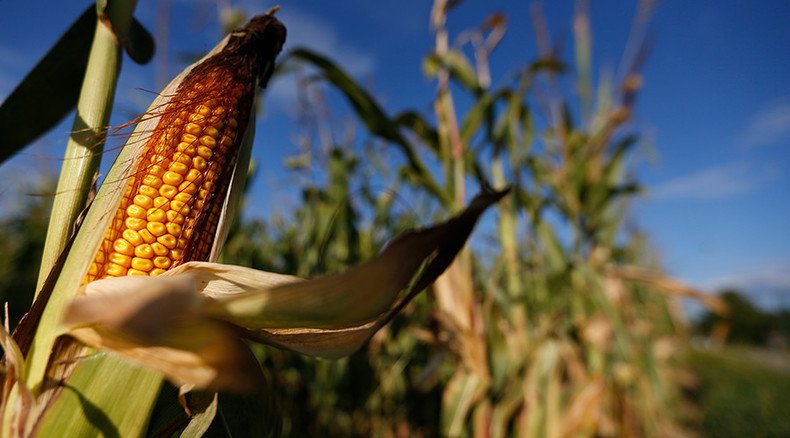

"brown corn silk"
[41,13,285,399]
[86,14,285,280]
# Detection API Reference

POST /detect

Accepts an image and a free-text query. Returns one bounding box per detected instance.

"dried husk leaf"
[65,275,262,392]
[0,325,34,438]
[63,189,509,390]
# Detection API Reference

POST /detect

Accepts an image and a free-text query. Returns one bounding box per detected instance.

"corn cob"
[36,13,285,403]
[84,14,285,282]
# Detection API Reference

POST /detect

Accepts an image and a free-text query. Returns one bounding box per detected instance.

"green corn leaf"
[0,5,154,166]
[97,0,155,64]
[394,110,439,154]
[35,353,163,437]
[125,18,155,64]
[442,371,486,436]
[0,6,95,165]
[424,50,481,94]
[288,48,448,205]
[537,221,566,272]
[179,393,218,437]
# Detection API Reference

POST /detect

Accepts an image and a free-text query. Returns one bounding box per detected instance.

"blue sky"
[1,1,788,309]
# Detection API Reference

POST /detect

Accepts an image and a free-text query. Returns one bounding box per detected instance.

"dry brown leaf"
[62,189,509,390]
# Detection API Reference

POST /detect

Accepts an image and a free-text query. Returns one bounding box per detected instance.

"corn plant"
[0,3,504,436]
[212,1,726,436]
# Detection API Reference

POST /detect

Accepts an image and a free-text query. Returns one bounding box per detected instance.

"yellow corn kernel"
[162,171,184,186]
[109,253,132,268]
[181,133,198,144]
[106,263,128,277]
[185,168,203,182]
[122,229,143,246]
[138,228,156,244]
[177,142,197,155]
[200,136,217,148]
[125,217,146,231]
[170,200,187,214]
[126,204,146,219]
[166,210,185,224]
[185,122,202,136]
[170,161,189,175]
[147,222,167,237]
[160,184,178,199]
[135,244,154,259]
[174,192,192,204]
[172,153,191,165]
[196,104,211,116]
[142,174,163,188]
[139,185,159,198]
[148,164,166,177]
[170,248,185,261]
[113,238,134,256]
[158,234,177,249]
[197,146,213,159]
[150,154,171,167]
[85,68,246,285]
[147,208,167,223]
[151,242,169,256]
[131,257,154,272]
[203,126,220,138]
[133,194,153,209]
[179,180,199,195]
[153,256,172,269]
[166,222,182,236]
[153,196,170,208]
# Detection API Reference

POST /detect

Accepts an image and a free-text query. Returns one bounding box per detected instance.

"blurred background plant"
[1,0,788,436]
[218,0,708,436]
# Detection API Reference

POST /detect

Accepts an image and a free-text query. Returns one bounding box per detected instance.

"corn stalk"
[0,6,505,436]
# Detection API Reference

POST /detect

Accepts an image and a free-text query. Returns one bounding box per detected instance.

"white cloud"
[739,102,790,148]
[650,161,780,200]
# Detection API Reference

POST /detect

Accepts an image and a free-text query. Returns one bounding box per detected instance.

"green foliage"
[0,4,153,166]
[217,4,693,436]
[689,348,790,437]
[696,290,785,345]
[5,2,775,437]
[0,184,51,328]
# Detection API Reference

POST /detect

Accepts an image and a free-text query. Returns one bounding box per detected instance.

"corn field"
[0,0,719,436]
